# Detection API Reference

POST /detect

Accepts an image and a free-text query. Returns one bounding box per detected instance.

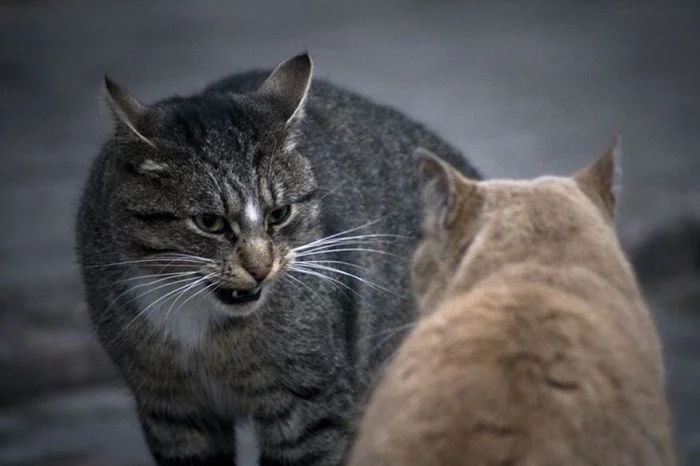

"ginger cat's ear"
[104,76,155,147]
[256,53,313,126]
[414,148,453,215]
[574,136,622,218]
[414,148,476,228]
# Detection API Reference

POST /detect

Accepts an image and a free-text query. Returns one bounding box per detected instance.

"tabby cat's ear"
[256,53,313,125]
[104,76,155,147]
[573,136,622,218]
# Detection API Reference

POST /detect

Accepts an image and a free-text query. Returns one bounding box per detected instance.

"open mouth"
[213,285,262,306]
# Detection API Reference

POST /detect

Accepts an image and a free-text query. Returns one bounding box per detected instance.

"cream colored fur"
[347,143,675,466]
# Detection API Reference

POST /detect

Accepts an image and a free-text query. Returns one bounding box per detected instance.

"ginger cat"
[347,143,675,466]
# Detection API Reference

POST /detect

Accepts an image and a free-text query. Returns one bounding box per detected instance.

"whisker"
[105,275,207,346]
[293,259,372,271]
[83,258,211,269]
[287,265,360,296]
[294,241,397,256]
[173,275,218,312]
[114,274,201,295]
[295,220,385,250]
[148,252,215,262]
[293,233,408,252]
[282,274,326,303]
[162,273,217,326]
[317,182,346,201]
[292,262,394,295]
[163,273,212,314]
[294,247,405,260]
[101,273,198,320]
[84,252,214,269]
[119,274,203,310]
[116,271,200,284]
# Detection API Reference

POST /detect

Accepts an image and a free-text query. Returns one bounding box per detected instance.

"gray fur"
[75,53,480,466]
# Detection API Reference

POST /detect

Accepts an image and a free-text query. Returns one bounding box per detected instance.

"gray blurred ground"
[1,0,699,464]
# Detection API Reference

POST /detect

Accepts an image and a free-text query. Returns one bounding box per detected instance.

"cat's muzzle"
[213,284,262,305]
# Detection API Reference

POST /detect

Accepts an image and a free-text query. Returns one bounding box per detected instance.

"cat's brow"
[219,176,248,213]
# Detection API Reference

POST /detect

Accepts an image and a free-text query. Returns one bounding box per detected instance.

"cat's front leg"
[137,404,237,466]
[257,410,351,466]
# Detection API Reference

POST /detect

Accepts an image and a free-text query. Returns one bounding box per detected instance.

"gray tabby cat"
[75,53,479,466]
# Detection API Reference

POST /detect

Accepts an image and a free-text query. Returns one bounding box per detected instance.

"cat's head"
[103,53,319,317]
[411,141,621,313]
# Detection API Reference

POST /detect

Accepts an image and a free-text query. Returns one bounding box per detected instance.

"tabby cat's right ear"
[255,53,313,126]
[104,76,155,147]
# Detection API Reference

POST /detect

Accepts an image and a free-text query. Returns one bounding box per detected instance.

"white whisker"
[116,271,200,284]
[163,273,213,316]
[283,274,326,303]
[161,273,217,332]
[293,220,385,251]
[293,262,394,294]
[294,247,405,260]
[287,265,360,296]
[84,258,211,269]
[107,275,207,345]
[293,233,407,253]
[101,273,199,321]
[83,252,214,269]
[174,276,218,313]
[292,259,372,271]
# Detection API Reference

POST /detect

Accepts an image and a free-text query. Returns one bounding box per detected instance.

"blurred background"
[1,0,699,464]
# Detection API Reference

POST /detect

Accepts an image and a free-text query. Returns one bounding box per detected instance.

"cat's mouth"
[212,284,262,306]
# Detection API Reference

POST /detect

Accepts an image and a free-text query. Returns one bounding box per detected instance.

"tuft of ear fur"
[256,53,313,127]
[574,136,622,218]
[104,76,155,147]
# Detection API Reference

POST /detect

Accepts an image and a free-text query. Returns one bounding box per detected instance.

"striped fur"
[76,54,479,465]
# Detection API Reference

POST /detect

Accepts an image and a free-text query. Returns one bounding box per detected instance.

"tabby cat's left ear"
[256,53,313,126]
[104,77,155,147]
[573,136,622,218]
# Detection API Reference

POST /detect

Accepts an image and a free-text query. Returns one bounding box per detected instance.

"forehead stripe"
[245,199,260,223]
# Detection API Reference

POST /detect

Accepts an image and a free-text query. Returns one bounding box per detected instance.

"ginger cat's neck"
[448,177,642,313]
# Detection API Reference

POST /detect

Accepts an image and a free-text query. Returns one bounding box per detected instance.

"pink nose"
[244,262,272,282]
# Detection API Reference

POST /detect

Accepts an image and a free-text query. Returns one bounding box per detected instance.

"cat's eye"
[266,205,292,227]
[193,213,228,234]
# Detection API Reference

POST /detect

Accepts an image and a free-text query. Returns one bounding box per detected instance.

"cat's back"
[350,282,675,466]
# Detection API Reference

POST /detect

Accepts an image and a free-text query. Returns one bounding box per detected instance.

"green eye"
[266,205,292,226]
[193,213,228,234]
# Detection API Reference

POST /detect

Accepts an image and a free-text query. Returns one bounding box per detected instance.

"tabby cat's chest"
[177,326,282,414]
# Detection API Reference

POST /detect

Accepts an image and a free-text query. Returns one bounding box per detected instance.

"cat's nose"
[244,262,272,283]
[239,237,273,282]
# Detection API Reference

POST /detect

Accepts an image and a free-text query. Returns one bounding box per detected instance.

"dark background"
[1,0,699,464]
